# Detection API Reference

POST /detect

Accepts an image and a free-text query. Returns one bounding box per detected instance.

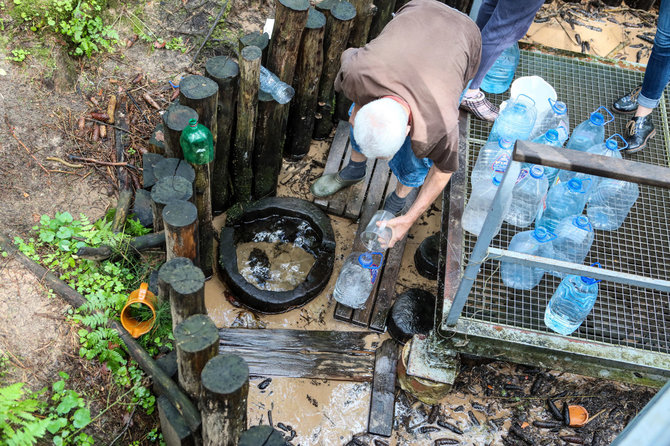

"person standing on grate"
[459,0,545,122]
[612,0,669,153]
[310,0,481,248]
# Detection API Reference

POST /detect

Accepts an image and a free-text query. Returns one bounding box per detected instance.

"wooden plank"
[314,120,351,209]
[342,157,375,219]
[345,158,389,220]
[327,148,354,215]
[217,347,374,382]
[357,189,418,330]
[513,139,670,189]
[218,328,378,353]
[367,339,399,437]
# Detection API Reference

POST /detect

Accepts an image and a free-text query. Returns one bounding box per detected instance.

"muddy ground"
[0,0,661,444]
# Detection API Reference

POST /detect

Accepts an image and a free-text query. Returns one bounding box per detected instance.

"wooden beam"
[367,339,399,437]
[178,75,219,147]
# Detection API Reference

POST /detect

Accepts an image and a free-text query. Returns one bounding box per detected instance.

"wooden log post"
[238,31,270,65]
[313,1,357,140]
[178,75,219,147]
[315,0,338,17]
[205,56,239,215]
[284,7,327,160]
[368,0,397,41]
[151,176,193,232]
[253,91,278,197]
[158,257,207,329]
[238,426,287,446]
[191,160,214,279]
[394,0,410,11]
[335,0,377,122]
[112,92,133,233]
[163,105,199,159]
[75,231,166,261]
[253,0,310,198]
[162,199,198,263]
[174,314,219,400]
[233,46,262,204]
[201,355,250,446]
[158,257,192,308]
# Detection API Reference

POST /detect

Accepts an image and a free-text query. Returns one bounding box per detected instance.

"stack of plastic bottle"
[529,98,570,144]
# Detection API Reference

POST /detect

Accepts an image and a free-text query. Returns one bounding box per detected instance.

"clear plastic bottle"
[528,129,563,185]
[535,178,591,233]
[180,118,214,165]
[587,178,640,230]
[529,98,570,144]
[480,42,520,94]
[565,106,613,152]
[488,94,537,143]
[500,227,556,290]
[332,252,381,309]
[462,173,512,237]
[558,134,625,186]
[544,267,601,335]
[550,215,594,278]
[259,66,295,104]
[505,165,548,228]
[470,137,514,187]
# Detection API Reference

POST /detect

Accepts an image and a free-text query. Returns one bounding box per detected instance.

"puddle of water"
[237,241,316,292]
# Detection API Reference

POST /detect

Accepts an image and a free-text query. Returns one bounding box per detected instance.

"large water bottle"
[529,98,570,144]
[565,106,613,152]
[488,94,537,143]
[470,138,514,187]
[544,266,601,335]
[505,166,548,228]
[480,42,520,94]
[558,134,627,185]
[550,215,594,278]
[332,252,382,309]
[536,178,592,233]
[462,173,513,237]
[528,129,563,185]
[500,227,556,290]
[587,178,640,230]
[259,66,295,104]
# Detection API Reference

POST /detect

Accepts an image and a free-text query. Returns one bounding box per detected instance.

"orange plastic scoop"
[568,405,589,427]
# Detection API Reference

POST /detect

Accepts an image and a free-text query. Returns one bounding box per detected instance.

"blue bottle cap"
[499,138,513,149]
[532,226,556,243]
[567,178,583,192]
[492,173,503,186]
[545,129,559,143]
[573,215,592,230]
[589,112,605,126]
[550,99,567,115]
[530,166,544,178]
[359,253,374,267]
[605,139,618,151]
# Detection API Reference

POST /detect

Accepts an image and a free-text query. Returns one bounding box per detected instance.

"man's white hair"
[353,98,409,159]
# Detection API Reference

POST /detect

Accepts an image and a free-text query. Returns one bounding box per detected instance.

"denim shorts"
[348,117,433,187]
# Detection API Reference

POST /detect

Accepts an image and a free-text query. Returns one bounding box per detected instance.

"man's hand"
[380,215,414,248]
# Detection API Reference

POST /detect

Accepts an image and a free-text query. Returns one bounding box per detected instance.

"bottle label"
[491,153,511,173]
[516,168,529,184]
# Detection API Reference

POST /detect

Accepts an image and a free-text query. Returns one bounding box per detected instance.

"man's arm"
[384,165,452,247]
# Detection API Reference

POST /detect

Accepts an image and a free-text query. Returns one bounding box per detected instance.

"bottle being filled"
[259,66,295,104]
[332,252,383,309]
[544,264,601,335]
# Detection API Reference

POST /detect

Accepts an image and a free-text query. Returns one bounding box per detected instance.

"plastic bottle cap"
[574,215,590,229]
[545,129,559,142]
[492,173,503,185]
[567,178,582,192]
[590,112,605,126]
[534,226,548,240]
[553,101,567,115]
[530,166,544,178]
[580,276,598,285]
[499,138,513,149]
[359,253,374,267]
[605,139,618,151]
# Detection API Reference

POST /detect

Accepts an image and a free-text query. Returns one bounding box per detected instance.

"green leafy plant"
[165,37,187,53]
[7,48,30,62]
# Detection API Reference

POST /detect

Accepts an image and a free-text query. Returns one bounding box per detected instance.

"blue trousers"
[470,0,545,90]
[639,0,670,109]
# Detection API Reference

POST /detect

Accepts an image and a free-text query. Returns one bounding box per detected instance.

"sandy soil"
[0,0,661,444]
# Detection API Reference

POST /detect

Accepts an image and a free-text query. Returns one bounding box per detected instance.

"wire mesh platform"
[454,50,670,358]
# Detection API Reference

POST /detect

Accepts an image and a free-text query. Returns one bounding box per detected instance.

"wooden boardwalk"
[312,120,417,332]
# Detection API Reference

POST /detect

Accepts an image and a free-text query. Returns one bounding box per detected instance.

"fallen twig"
[46,157,84,168]
[190,0,231,66]
[142,92,161,111]
[126,91,150,125]
[67,155,131,167]
[84,117,131,133]
[4,115,50,176]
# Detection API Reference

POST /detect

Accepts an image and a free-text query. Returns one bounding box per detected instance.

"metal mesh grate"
[463,50,670,354]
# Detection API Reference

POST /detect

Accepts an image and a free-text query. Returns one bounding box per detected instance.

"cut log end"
[241,45,263,61]
[170,264,206,295]
[306,7,327,29]
[201,354,249,396]
[279,0,310,11]
[331,1,357,21]
[174,314,219,354]
[239,31,270,51]
[151,176,194,206]
[163,104,199,132]
[205,56,240,83]
[163,200,198,228]
[154,158,196,184]
[179,75,219,101]
[158,257,194,284]
[238,425,287,446]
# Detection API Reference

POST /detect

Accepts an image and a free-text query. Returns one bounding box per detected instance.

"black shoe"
[613,85,641,114]
[623,115,656,154]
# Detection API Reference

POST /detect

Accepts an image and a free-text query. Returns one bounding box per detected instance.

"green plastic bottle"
[180,118,214,165]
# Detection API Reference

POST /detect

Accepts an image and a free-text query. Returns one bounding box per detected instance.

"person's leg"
[623,1,670,152]
[384,136,432,215]
[461,0,544,121]
[475,0,498,30]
